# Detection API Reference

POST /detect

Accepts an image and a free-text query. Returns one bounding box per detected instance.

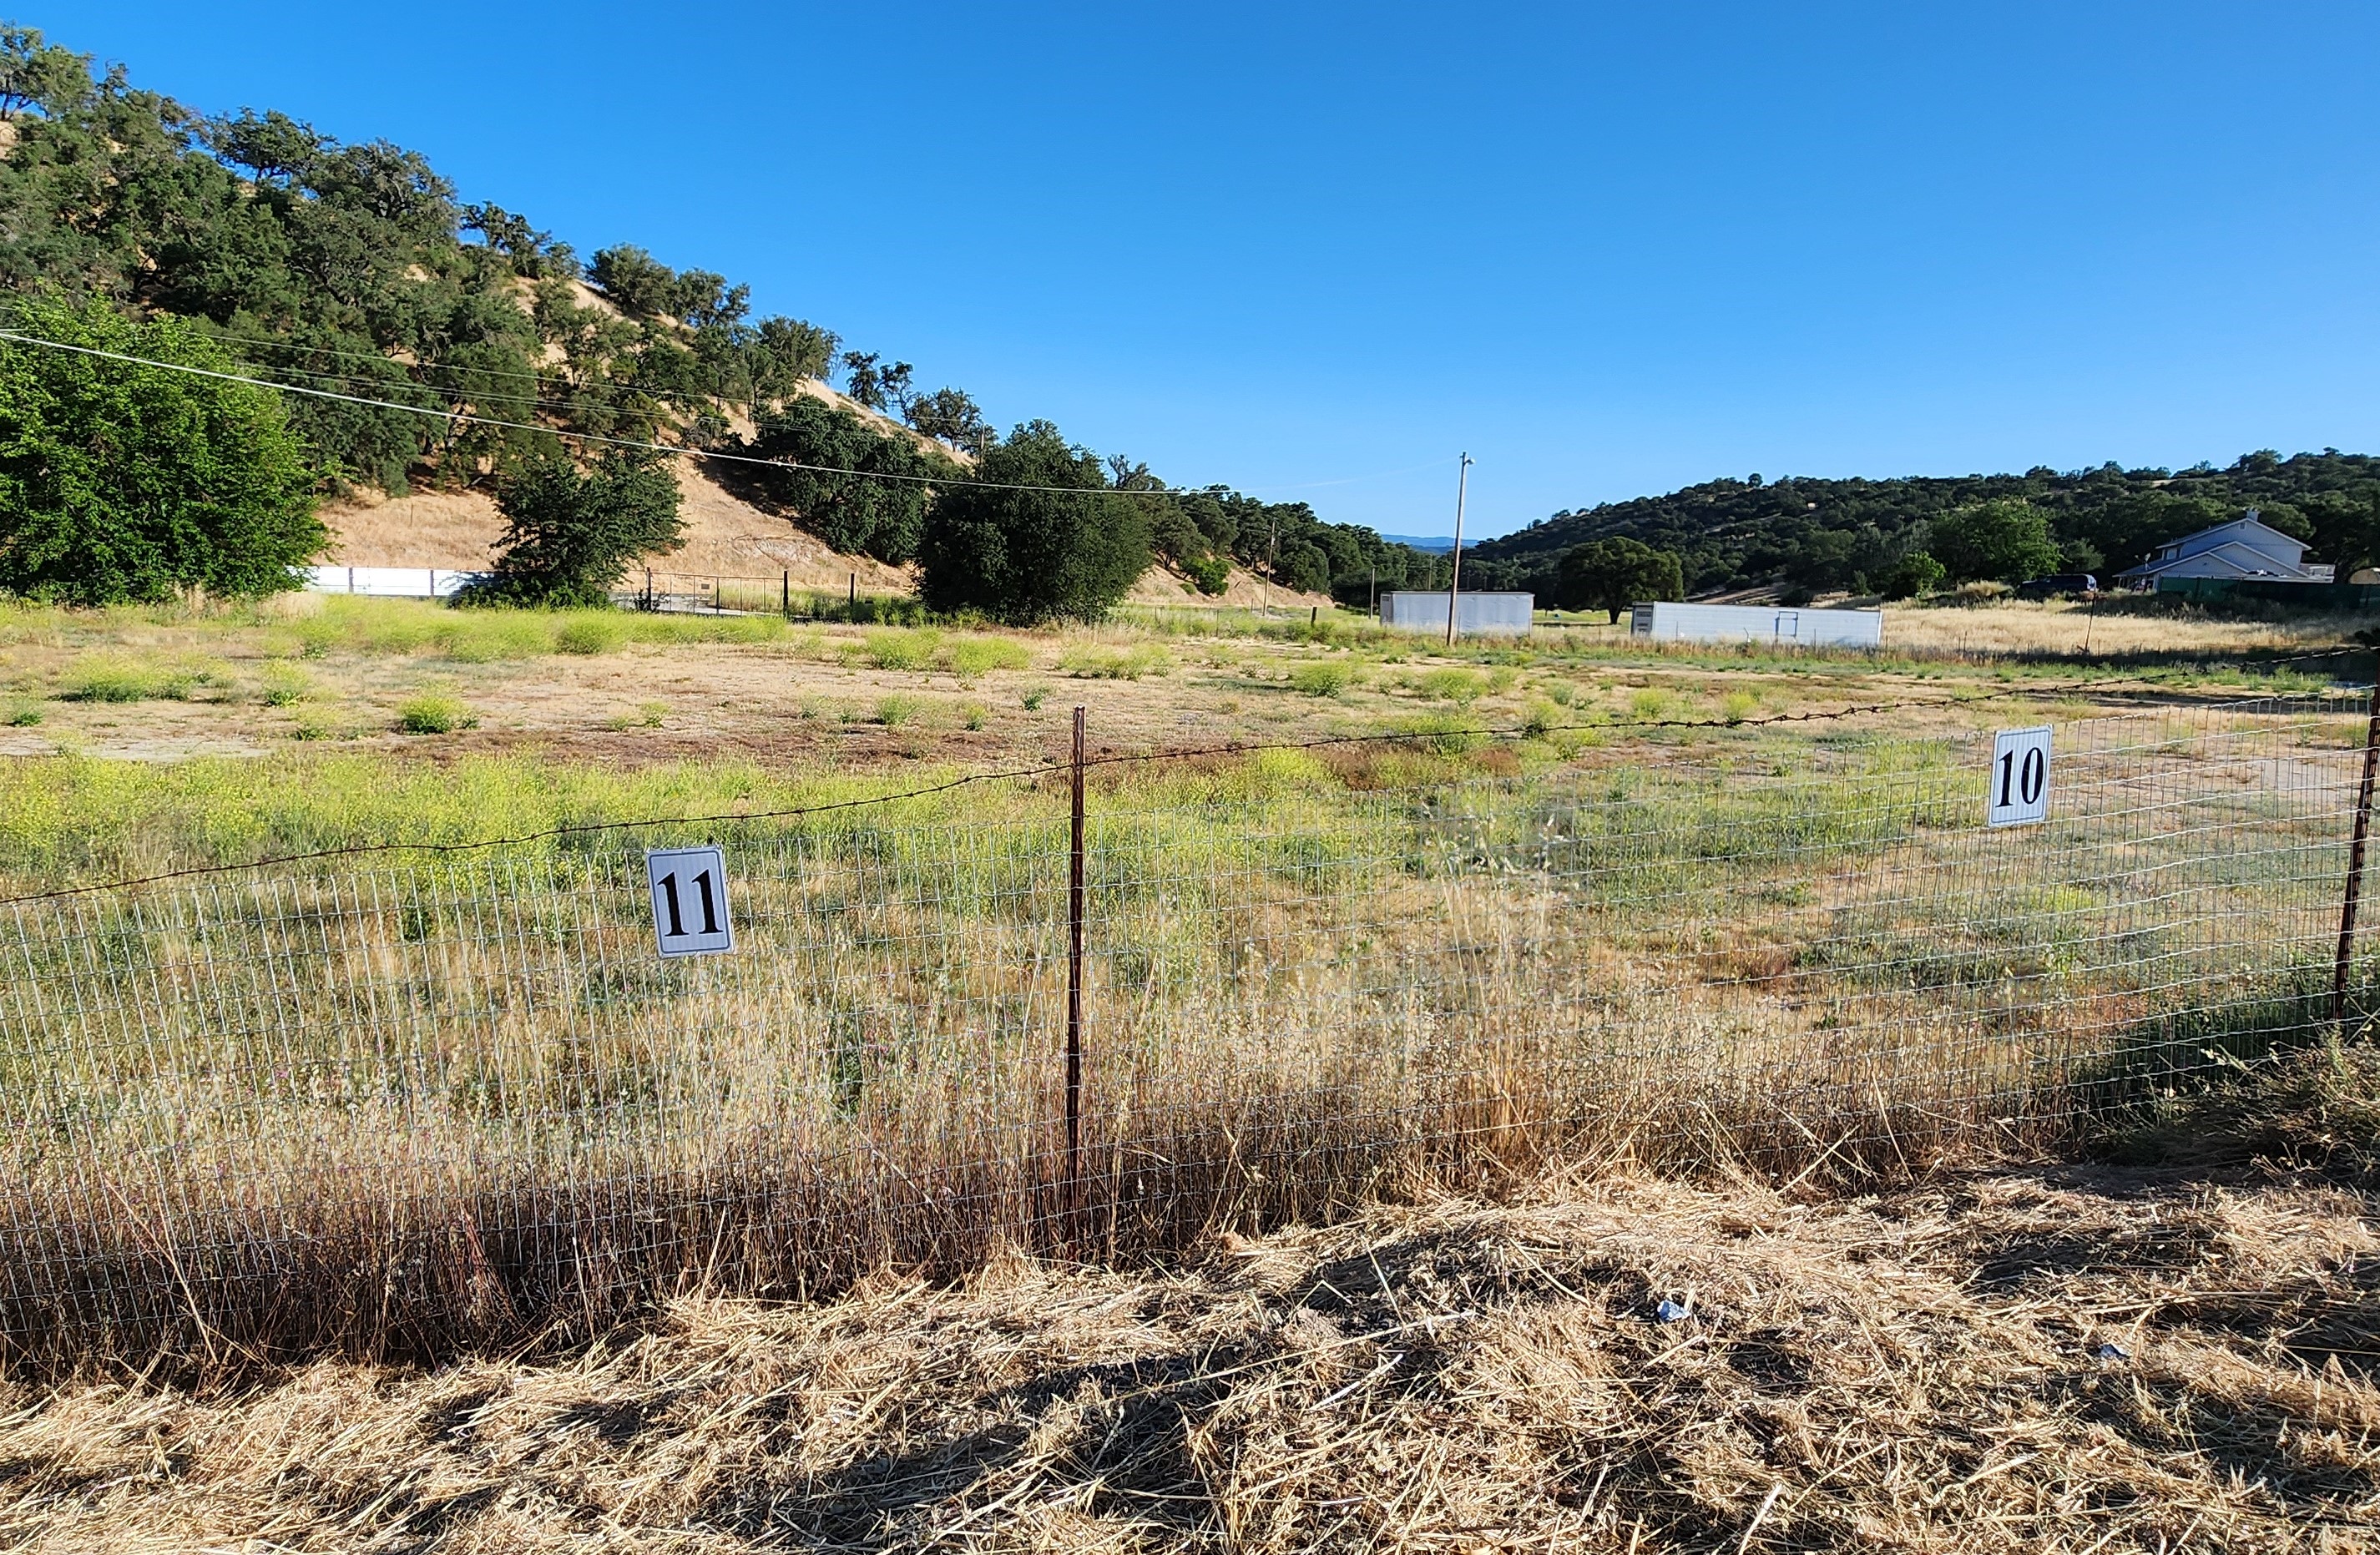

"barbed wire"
[2,648,2362,909]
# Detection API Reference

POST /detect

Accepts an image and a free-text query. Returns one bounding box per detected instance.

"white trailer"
[1379,590,1534,636]
[1630,601,1882,649]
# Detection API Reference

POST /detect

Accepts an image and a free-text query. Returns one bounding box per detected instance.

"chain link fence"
[0,690,2369,1371]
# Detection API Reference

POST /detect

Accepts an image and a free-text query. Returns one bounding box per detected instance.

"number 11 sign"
[646,846,735,957]
[1988,726,2052,828]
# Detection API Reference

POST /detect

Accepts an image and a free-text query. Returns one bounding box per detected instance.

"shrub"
[1185,553,1231,595]
[877,694,922,727]
[1880,552,1946,599]
[397,693,476,735]
[944,636,1031,678]
[553,615,624,655]
[457,452,683,608]
[1289,660,1353,698]
[3,697,43,726]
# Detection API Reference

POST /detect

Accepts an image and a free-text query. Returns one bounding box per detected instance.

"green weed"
[1415,668,1485,704]
[862,629,940,672]
[944,636,1032,678]
[59,658,201,703]
[1060,644,1170,680]
[1289,661,1354,698]
[397,693,477,735]
[257,662,314,706]
[553,615,624,655]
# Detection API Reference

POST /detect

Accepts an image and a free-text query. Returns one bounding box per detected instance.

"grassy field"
[0,603,2361,1373]
[0,590,2372,1543]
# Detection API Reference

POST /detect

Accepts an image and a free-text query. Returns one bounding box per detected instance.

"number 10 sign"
[646,846,735,957]
[1988,726,2052,828]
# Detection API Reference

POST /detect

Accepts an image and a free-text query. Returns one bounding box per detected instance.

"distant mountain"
[1455,452,2380,598]
[1378,534,1455,554]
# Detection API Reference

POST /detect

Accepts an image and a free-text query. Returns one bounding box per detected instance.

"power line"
[0,328,1456,509]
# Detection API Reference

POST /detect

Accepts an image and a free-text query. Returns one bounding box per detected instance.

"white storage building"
[1379,591,1534,636]
[1630,601,1882,649]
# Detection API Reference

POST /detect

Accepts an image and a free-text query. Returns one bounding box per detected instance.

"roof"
[2116,512,2325,582]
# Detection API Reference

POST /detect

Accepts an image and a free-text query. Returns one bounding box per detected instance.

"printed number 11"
[657,870,721,938]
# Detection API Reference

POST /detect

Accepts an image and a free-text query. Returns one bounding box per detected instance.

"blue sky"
[38,2,2380,539]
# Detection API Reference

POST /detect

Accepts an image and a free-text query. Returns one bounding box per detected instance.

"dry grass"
[1882,597,2363,657]
[0,695,2357,1380]
[1,1155,2372,1552]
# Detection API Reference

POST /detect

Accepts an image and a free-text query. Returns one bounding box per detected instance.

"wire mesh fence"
[0,689,2371,1371]
[615,568,917,621]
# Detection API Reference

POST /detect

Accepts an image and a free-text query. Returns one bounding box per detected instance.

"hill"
[0,26,1443,612]
[1463,450,2380,599]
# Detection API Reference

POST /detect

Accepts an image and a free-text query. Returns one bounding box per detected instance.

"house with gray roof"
[2116,510,2334,588]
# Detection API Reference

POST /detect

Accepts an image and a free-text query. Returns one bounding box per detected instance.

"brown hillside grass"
[318,465,914,587]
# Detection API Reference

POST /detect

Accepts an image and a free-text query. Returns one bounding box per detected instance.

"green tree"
[587,245,680,318]
[1928,498,2062,583]
[736,396,947,563]
[1878,551,1945,599]
[461,451,683,606]
[0,26,89,120]
[905,386,993,455]
[917,421,1150,624]
[0,297,322,603]
[1554,537,1683,622]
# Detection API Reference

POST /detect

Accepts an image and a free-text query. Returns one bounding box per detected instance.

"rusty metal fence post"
[1065,705,1088,1227]
[2333,674,2380,1022]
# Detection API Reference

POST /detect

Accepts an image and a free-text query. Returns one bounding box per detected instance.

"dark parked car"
[2014,573,2099,600]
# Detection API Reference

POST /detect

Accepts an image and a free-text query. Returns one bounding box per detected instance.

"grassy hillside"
[1464,450,2380,599]
[0,25,1442,606]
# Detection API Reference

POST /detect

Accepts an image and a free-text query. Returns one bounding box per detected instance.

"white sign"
[1988,726,2052,827]
[646,846,735,957]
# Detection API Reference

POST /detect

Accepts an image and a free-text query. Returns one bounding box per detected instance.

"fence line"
[0,689,2371,1373]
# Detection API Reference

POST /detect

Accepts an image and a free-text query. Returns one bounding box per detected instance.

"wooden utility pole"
[1444,452,1473,647]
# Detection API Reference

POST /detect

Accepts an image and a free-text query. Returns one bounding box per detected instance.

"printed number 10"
[1996,746,2045,809]
[656,870,721,939]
